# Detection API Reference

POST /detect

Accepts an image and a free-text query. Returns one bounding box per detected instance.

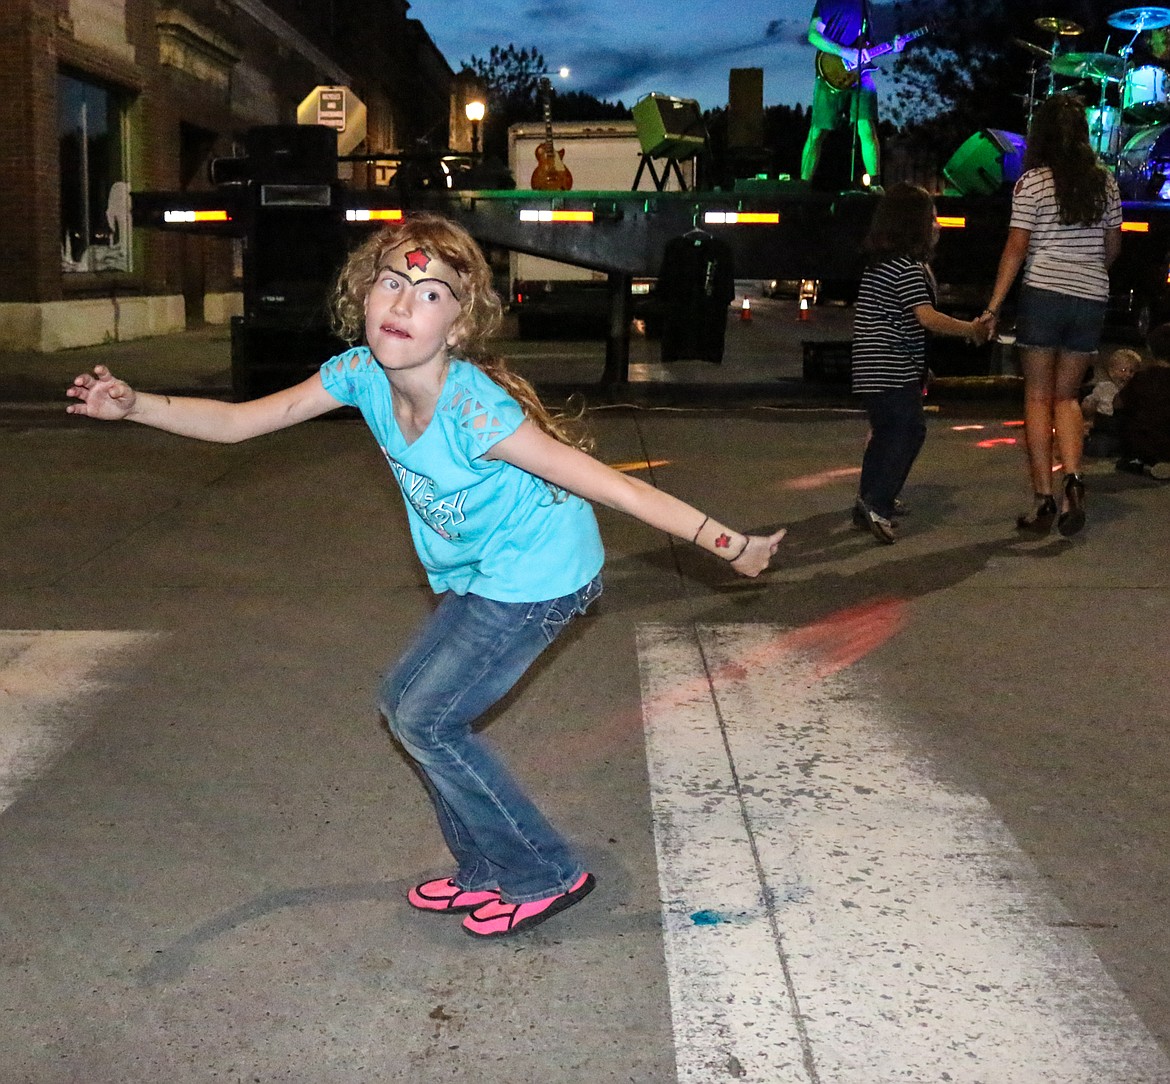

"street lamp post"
[465,99,485,155]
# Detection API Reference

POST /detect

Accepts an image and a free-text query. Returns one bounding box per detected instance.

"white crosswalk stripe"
[638,623,1170,1083]
[0,630,158,815]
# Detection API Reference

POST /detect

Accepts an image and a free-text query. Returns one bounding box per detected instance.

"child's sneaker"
[865,507,897,544]
[408,877,500,913]
[462,873,595,937]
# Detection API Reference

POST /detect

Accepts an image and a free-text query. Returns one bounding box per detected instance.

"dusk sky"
[405,0,826,111]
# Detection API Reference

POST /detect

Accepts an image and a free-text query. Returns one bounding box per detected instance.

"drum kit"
[1016,7,1170,198]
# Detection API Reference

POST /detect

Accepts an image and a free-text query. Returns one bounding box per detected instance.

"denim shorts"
[1015,285,1107,354]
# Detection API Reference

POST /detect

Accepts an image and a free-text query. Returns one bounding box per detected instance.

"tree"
[703,104,812,188]
[464,44,550,120]
[461,43,630,161]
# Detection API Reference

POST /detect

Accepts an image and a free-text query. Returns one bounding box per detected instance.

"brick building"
[0,0,453,350]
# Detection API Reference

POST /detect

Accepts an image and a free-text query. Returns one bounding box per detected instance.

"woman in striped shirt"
[985,94,1123,536]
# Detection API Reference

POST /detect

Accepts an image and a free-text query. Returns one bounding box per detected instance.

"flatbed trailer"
[134,173,1170,396]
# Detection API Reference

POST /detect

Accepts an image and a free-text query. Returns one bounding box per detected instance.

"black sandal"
[1057,473,1086,536]
[1016,493,1058,534]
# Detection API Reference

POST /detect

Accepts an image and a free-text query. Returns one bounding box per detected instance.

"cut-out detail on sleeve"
[447,386,510,445]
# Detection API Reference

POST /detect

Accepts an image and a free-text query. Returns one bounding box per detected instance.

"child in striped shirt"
[851,183,989,543]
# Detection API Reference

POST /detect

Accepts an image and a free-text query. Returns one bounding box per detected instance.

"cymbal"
[1049,51,1125,79]
[1106,6,1170,30]
[1014,37,1054,60]
[1035,16,1084,35]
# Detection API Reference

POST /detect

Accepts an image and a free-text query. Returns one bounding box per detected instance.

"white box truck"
[506,119,694,337]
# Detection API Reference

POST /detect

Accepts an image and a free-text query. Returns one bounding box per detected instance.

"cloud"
[573,45,730,101]
[522,0,590,22]
[408,0,820,109]
[766,17,807,44]
[573,25,808,102]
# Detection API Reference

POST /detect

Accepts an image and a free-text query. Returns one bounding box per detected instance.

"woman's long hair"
[331,213,592,451]
[1023,93,1110,225]
[861,182,937,263]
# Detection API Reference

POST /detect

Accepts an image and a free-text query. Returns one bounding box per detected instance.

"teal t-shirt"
[319,348,604,602]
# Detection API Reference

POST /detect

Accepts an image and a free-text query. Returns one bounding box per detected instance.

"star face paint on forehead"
[380,242,463,300]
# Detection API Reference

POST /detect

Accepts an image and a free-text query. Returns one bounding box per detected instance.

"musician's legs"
[855,77,881,182]
[803,75,845,182]
[801,125,828,181]
[857,118,880,179]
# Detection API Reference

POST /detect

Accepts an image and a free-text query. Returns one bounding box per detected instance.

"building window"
[58,71,132,273]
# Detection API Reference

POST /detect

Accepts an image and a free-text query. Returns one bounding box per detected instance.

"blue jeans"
[378,576,602,904]
[859,381,927,519]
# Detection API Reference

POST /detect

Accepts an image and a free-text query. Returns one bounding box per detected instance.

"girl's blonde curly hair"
[330,213,591,451]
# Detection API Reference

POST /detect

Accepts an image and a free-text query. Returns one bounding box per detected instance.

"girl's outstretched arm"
[490,421,786,577]
[66,366,340,442]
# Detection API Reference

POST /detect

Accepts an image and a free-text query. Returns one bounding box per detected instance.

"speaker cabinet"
[728,68,764,149]
[633,94,706,158]
[942,129,1026,196]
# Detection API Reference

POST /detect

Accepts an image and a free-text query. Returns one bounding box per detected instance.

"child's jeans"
[379,576,603,903]
[859,381,927,519]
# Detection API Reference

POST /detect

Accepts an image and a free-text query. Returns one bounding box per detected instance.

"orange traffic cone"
[799,297,810,321]
[740,298,752,322]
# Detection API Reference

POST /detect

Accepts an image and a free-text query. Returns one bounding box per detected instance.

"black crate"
[802,339,852,383]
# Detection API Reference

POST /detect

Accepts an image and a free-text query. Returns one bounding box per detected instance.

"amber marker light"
[702,211,780,225]
[346,209,404,221]
[1122,221,1150,232]
[518,209,594,223]
[936,216,966,228]
[164,209,230,223]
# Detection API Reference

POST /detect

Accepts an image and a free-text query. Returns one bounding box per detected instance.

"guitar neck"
[864,40,896,61]
[541,79,553,146]
[863,27,926,60]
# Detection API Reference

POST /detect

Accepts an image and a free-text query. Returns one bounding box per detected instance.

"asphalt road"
[2,305,1168,1082]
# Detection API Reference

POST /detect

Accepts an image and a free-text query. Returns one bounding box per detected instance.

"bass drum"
[1117,123,1170,199]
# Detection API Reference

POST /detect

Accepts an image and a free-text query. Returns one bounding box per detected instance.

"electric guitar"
[530,78,572,191]
[815,26,929,91]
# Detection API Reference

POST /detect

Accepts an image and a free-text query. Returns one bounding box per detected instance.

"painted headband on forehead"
[380,243,463,300]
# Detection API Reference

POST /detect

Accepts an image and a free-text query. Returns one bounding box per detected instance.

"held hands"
[969,313,995,346]
[65,365,137,420]
[728,528,787,578]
